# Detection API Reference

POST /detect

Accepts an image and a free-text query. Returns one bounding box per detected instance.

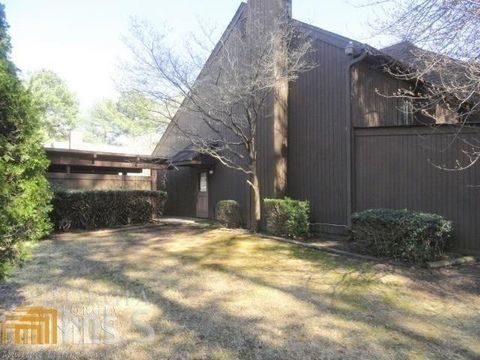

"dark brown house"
[153,0,480,255]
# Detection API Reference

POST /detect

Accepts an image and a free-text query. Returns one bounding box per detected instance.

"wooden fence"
[354,126,480,254]
[48,173,154,191]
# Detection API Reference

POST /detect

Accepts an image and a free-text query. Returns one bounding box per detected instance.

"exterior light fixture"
[345,41,355,56]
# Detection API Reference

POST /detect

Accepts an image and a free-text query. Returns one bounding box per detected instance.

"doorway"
[196,171,209,218]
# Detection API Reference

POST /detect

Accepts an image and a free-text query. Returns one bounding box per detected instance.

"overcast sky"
[3,0,394,113]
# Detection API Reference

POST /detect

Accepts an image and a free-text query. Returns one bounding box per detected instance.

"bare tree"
[121,9,313,230]
[361,0,480,169]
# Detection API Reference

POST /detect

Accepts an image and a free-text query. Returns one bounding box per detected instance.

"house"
[153,0,480,254]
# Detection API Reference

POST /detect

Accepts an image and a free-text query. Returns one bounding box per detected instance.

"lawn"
[0,222,479,359]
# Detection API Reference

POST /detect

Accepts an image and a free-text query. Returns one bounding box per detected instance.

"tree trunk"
[248,168,261,233]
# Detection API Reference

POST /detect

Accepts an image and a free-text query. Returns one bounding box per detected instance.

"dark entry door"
[196,171,209,218]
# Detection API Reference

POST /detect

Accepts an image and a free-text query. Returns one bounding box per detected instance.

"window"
[199,172,208,192]
[401,99,415,125]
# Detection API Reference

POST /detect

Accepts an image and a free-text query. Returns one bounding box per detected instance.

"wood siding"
[48,173,153,191]
[354,126,480,254]
[161,163,249,223]
[208,162,250,224]
[288,38,350,231]
[154,3,252,222]
[352,63,411,127]
[155,0,289,224]
[161,168,198,217]
[352,63,458,127]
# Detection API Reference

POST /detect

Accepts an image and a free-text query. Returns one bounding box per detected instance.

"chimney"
[247,0,291,199]
[248,0,292,23]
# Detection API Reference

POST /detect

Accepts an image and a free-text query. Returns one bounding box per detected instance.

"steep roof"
[381,41,424,65]
[293,19,363,50]
[152,2,248,157]
[154,4,470,158]
[381,40,473,90]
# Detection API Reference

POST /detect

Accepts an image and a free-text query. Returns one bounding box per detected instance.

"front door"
[196,171,209,218]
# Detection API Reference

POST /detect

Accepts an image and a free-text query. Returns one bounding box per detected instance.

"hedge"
[264,198,309,238]
[216,200,241,228]
[51,190,167,231]
[351,209,452,263]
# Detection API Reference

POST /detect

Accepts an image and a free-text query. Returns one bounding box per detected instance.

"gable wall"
[287,38,350,232]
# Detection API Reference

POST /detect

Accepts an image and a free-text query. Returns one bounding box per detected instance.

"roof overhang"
[46,148,168,174]
[168,145,216,169]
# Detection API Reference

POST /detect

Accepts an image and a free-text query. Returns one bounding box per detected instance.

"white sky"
[3,0,395,113]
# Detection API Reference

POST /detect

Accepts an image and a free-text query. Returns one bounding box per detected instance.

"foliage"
[0,3,13,71]
[51,190,167,231]
[264,198,309,238]
[215,200,241,228]
[351,209,453,263]
[0,62,52,279]
[84,91,168,146]
[27,69,79,141]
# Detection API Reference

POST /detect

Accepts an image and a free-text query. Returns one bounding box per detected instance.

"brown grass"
[0,223,479,359]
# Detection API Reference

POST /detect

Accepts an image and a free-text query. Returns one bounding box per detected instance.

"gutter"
[345,44,369,229]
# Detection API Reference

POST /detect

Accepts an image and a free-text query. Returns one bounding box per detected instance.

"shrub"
[351,209,453,263]
[0,57,52,278]
[264,198,309,238]
[216,200,241,228]
[51,190,167,231]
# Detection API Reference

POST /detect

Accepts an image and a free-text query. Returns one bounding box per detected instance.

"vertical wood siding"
[352,63,407,127]
[354,126,480,254]
[208,162,250,225]
[162,168,198,217]
[288,39,349,229]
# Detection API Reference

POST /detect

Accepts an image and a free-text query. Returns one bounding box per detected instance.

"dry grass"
[0,223,479,359]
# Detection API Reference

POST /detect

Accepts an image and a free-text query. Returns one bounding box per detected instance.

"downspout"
[345,42,368,229]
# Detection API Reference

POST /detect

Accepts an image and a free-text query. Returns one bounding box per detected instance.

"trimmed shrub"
[352,209,453,263]
[264,198,309,238]
[51,190,167,231]
[216,200,241,228]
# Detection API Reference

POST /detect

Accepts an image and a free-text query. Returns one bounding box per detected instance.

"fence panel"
[354,126,480,254]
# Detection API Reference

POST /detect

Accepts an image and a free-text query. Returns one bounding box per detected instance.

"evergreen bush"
[216,200,241,228]
[352,209,452,263]
[0,59,52,278]
[264,198,309,238]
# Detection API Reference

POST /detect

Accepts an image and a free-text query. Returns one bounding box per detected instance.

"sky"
[3,0,395,114]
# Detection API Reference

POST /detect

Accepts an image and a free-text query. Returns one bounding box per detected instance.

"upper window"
[199,172,208,192]
[401,99,415,125]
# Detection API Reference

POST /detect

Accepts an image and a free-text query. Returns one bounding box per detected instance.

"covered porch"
[45,147,168,190]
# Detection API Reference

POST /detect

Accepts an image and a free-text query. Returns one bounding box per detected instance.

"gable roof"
[154,3,465,158]
[381,40,475,93]
[293,19,363,50]
[152,2,248,157]
[381,41,423,65]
